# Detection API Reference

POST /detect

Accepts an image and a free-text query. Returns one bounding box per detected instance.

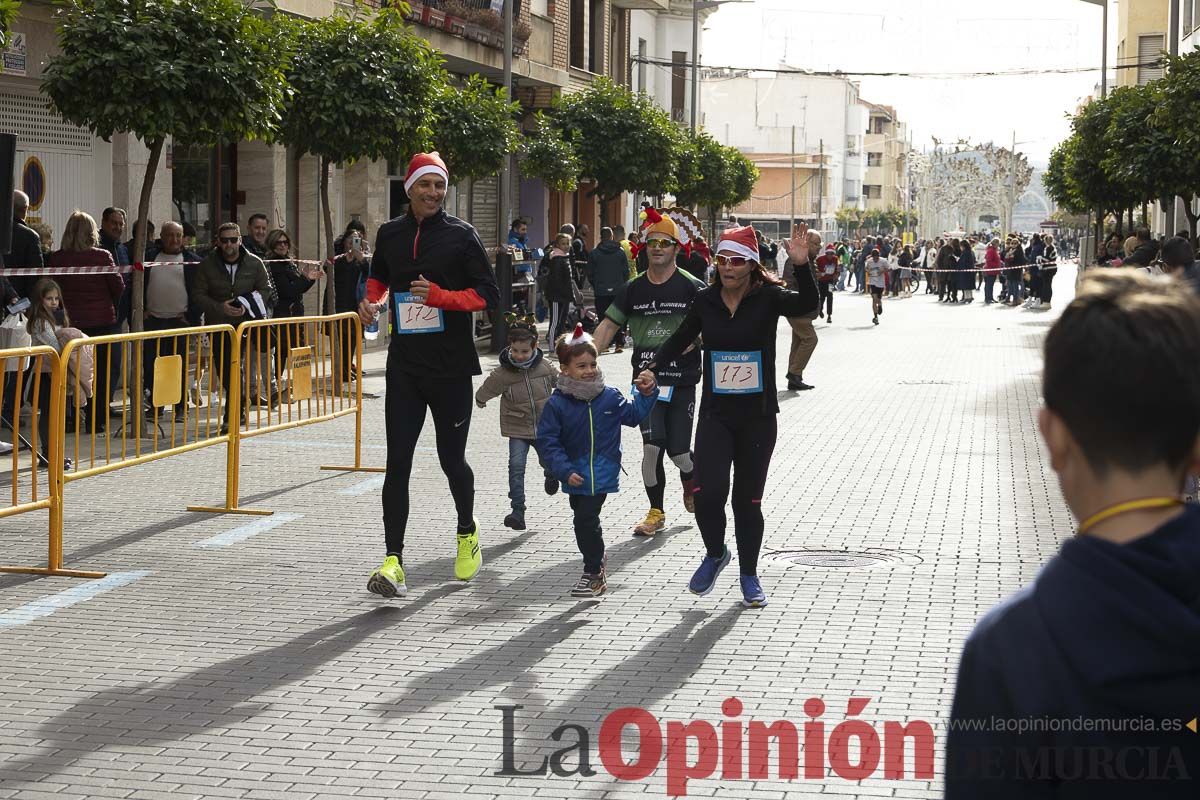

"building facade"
[860,102,908,215]
[700,70,869,237]
[1116,0,1168,88]
[2,0,669,270]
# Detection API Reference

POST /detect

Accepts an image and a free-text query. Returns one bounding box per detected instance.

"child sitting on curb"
[537,324,658,597]
[946,270,1200,797]
[475,315,559,531]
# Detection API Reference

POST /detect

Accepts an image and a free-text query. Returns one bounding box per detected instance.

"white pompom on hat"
[404,151,449,193]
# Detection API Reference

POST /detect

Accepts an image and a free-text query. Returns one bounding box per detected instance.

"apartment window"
[570,0,587,70]
[530,0,548,15]
[589,0,604,73]
[637,38,647,93]
[1137,34,1166,85]
[867,152,882,167]
[864,185,881,200]
[609,8,628,84]
[671,51,687,123]
[1190,0,1198,34]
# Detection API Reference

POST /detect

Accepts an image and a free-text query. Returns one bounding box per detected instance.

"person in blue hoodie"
[946,269,1200,798]
[537,323,658,598]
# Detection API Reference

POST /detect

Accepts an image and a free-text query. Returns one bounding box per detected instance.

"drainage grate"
[766,548,923,569]
[897,380,968,386]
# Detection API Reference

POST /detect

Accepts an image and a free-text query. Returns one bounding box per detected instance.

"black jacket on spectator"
[271,259,315,318]
[2,218,41,298]
[587,240,630,297]
[1123,240,1159,267]
[543,253,576,303]
[143,241,202,324]
[331,253,368,314]
[100,230,132,325]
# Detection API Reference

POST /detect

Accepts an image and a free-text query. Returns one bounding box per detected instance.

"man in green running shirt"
[591,211,704,536]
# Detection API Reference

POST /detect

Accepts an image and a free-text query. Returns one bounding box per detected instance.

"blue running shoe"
[740,575,768,608]
[688,547,731,596]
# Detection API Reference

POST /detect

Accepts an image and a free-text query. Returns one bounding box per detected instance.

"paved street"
[0,265,1079,799]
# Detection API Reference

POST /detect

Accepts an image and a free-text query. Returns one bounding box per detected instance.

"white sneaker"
[1034,299,1044,309]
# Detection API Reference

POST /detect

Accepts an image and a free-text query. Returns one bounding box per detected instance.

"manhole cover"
[766,548,922,569]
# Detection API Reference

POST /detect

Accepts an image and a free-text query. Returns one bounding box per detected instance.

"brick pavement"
[0,266,1080,799]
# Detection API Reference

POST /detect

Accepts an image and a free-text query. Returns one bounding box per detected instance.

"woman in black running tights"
[640,223,819,608]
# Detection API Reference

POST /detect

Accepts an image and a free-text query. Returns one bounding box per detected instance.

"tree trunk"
[1127,207,1134,231]
[131,137,164,334]
[320,156,335,316]
[1183,199,1198,244]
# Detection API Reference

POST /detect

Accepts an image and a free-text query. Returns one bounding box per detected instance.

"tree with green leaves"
[0,0,19,49]
[1043,136,1085,215]
[521,112,579,193]
[279,6,445,310]
[1153,51,1200,238]
[1068,95,1138,239]
[674,130,743,236]
[724,149,757,209]
[42,0,290,330]
[834,206,863,236]
[431,74,522,182]
[550,78,682,225]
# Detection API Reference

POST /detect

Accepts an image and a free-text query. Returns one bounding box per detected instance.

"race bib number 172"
[394,292,445,334]
[711,351,763,394]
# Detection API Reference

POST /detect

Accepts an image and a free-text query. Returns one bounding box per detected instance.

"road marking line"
[0,571,151,629]
[193,513,303,548]
[338,475,386,496]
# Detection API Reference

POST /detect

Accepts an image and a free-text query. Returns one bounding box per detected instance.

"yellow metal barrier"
[1,315,383,579]
[0,346,102,578]
[188,312,383,516]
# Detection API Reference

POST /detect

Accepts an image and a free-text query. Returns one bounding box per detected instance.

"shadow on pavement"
[0,587,464,789]
[373,603,594,718]
[0,474,345,592]
[465,524,692,622]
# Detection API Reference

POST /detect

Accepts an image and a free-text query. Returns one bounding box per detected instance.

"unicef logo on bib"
[710,351,763,394]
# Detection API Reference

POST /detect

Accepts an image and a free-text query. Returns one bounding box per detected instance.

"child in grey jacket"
[476,316,559,530]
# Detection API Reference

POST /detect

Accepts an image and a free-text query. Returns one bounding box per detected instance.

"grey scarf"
[556,371,606,401]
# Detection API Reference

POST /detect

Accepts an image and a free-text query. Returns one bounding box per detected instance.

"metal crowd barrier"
[0,312,382,580]
[0,346,102,578]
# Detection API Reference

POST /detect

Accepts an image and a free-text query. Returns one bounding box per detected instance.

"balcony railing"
[403,0,531,55]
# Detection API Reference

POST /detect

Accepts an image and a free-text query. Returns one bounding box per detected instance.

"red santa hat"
[716,225,760,263]
[404,151,449,193]
[566,322,592,345]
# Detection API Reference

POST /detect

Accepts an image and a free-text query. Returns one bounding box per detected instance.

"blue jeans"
[509,438,551,512]
[1007,277,1022,302]
[984,274,995,303]
[855,265,866,291]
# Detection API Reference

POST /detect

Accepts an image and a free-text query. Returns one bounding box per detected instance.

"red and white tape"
[0,257,331,277]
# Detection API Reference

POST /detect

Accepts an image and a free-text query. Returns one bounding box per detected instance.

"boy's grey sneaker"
[570,572,606,597]
[504,512,526,530]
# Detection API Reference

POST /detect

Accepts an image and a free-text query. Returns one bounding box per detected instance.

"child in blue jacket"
[538,323,658,597]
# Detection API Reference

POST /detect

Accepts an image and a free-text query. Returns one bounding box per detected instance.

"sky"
[703,0,1116,166]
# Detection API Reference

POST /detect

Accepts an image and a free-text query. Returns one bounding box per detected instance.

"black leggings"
[382,367,475,557]
[692,412,777,576]
[817,282,833,316]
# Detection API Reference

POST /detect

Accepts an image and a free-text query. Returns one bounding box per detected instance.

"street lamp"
[691,0,749,132]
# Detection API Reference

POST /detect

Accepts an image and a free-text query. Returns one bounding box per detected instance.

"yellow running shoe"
[633,508,666,537]
[454,522,482,580]
[367,555,407,598]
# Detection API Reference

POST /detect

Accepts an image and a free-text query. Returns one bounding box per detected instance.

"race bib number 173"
[711,351,763,394]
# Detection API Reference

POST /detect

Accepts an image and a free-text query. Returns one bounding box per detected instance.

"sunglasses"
[715,255,750,267]
[218,236,240,244]
[274,240,290,247]
[645,238,676,250]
